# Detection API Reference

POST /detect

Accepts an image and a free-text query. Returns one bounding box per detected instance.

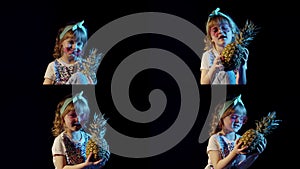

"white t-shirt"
[205,133,245,169]
[44,59,93,84]
[200,48,248,84]
[44,59,78,84]
[52,131,90,167]
[52,130,110,169]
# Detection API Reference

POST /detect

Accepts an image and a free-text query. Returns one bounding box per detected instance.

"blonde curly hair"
[51,95,75,137]
[209,95,247,136]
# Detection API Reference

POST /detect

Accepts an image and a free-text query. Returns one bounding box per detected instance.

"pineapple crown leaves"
[255,111,282,135]
[76,48,104,83]
[87,113,108,141]
[235,20,260,47]
[83,48,103,71]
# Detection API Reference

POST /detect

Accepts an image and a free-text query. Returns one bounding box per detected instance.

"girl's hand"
[256,137,267,154]
[212,55,224,70]
[234,138,249,155]
[240,48,249,67]
[85,153,102,167]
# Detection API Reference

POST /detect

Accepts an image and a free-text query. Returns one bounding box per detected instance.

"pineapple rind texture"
[86,139,110,162]
[238,111,281,153]
[86,113,110,163]
[221,20,259,71]
[239,129,264,153]
[221,43,245,71]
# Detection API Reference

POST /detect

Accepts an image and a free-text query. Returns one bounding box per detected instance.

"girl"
[51,91,110,169]
[205,95,266,169]
[200,8,248,85]
[43,20,101,85]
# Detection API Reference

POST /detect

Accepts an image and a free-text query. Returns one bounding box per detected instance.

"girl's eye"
[230,115,247,123]
[221,25,230,32]
[68,111,77,118]
[230,115,237,119]
[211,27,218,33]
[68,40,75,44]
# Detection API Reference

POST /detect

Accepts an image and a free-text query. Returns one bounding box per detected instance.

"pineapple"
[238,111,281,153]
[86,113,110,164]
[76,48,103,84]
[221,20,259,71]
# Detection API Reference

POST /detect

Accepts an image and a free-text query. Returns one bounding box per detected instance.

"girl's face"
[223,109,247,133]
[210,21,233,49]
[64,110,82,132]
[61,37,84,60]
[75,106,89,128]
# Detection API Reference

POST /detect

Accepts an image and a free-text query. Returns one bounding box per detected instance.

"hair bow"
[59,91,88,114]
[59,20,87,40]
[218,94,244,118]
[209,7,220,17]
[72,90,88,106]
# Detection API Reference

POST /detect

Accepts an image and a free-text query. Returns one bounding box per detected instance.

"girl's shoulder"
[209,133,220,140]
[46,60,56,67]
[203,48,214,55]
[202,48,215,59]
[47,59,62,68]
[53,132,66,144]
[55,58,77,66]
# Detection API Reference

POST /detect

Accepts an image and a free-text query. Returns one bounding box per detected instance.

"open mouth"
[233,124,241,128]
[73,123,82,127]
[218,35,227,40]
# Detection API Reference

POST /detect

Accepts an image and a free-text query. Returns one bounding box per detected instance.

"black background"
[2,0,298,169]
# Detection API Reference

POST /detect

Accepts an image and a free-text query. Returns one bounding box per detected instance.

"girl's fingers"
[86,153,92,161]
[94,159,102,165]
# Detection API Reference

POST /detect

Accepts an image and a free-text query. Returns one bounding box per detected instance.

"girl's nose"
[76,115,82,122]
[72,43,78,49]
[218,28,224,34]
[236,117,245,123]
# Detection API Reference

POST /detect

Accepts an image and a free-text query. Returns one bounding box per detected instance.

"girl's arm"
[236,48,249,85]
[209,141,248,169]
[236,66,247,85]
[43,62,55,85]
[200,56,223,84]
[43,78,54,85]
